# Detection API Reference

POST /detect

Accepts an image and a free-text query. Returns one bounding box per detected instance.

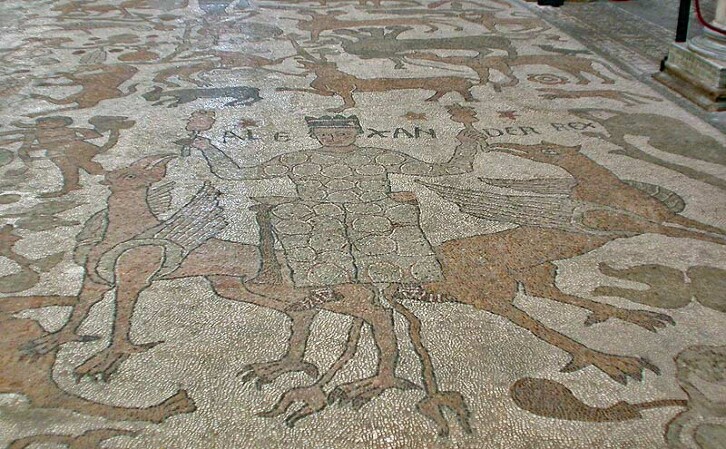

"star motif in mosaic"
[238,118,258,127]
[497,110,519,120]
[402,111,427,121]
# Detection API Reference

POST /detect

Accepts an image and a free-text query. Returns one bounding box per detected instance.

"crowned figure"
[195,114,480,289]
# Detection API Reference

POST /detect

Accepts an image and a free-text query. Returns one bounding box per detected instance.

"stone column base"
[655,43,726,111]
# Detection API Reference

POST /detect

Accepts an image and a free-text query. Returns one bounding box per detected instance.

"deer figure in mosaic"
[278,37,478,111]
[283,9,458,41]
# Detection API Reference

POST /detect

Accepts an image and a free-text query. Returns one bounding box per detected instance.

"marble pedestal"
[656,42,726,111]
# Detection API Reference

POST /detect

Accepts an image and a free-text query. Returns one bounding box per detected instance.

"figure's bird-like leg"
[392,298,472,437]
[260,317,364,427]
[326,285,419,409]
[238,309,320,388]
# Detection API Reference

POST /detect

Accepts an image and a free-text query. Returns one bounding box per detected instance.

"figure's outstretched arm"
[388,128,483,177]
[193,136,285,180]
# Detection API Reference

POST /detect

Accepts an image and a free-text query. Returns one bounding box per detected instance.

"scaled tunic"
[262,147,444,287]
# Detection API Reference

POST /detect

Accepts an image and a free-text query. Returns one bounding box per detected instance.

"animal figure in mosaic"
[272,0,386,6]
[51,0,189,18]
[331,26,517,69]
[49,20,164,35]
[142,85,262,107]
[0,198,84,232]
[408,52,623,91]
[427,0,512,9]
[28,64,138,117]
[537,88,662,106]
[594,263,726,313]
[666,345,726,449]
[0,224,63,293]
[2,146,300,380]
[197,0,250,15]
[1,116,134,197]
[570,109,726,191]
[196,17,284,47]
[152,52,292,87]
[280,39,477,111]
[51,0,136,18]
[510,377,687,422]
[459,11,550,33]
[481,142,724,236]
[509,344,725,449]
[17,155,259,377]
[119,0,190,11]
[283,9,459,41]
[397,140,724,385]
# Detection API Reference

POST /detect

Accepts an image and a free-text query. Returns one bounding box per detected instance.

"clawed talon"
[149,389,197,422]
[416,391,472,437]
[21,332,99,357]
[328,376,419,410]
[258,385,327,427]
[584,308,675,332]
[73,342,162,382]
[561,349,659,385]
[237,359,319,389]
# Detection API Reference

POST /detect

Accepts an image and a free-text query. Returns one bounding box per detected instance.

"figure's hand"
[457,128,485,144]
[191,136,213,151]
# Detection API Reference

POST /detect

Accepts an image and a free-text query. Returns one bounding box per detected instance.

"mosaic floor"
[1,1,725,448]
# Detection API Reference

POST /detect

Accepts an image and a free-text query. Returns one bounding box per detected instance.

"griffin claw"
[561,350,660,385]
[416,391,472,437]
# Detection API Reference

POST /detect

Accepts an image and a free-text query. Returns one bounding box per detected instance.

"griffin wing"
[419,180,577,229]
[74,210,108,265]
[146,181,176,218]
[480,177,577,196]
[143,181,228,254]
[75,210,108,247]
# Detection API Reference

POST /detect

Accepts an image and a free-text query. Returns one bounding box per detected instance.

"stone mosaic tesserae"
[0,0,724,448]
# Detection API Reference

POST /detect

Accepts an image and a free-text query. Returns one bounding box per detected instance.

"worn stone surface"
[532,0,725,128]
[0,1,725,448]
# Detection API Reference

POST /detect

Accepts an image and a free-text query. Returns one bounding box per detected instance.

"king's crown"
[305,115,361,130]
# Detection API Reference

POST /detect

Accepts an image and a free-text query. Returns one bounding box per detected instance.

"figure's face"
[313,127,358,147]
[186,111,215,132]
